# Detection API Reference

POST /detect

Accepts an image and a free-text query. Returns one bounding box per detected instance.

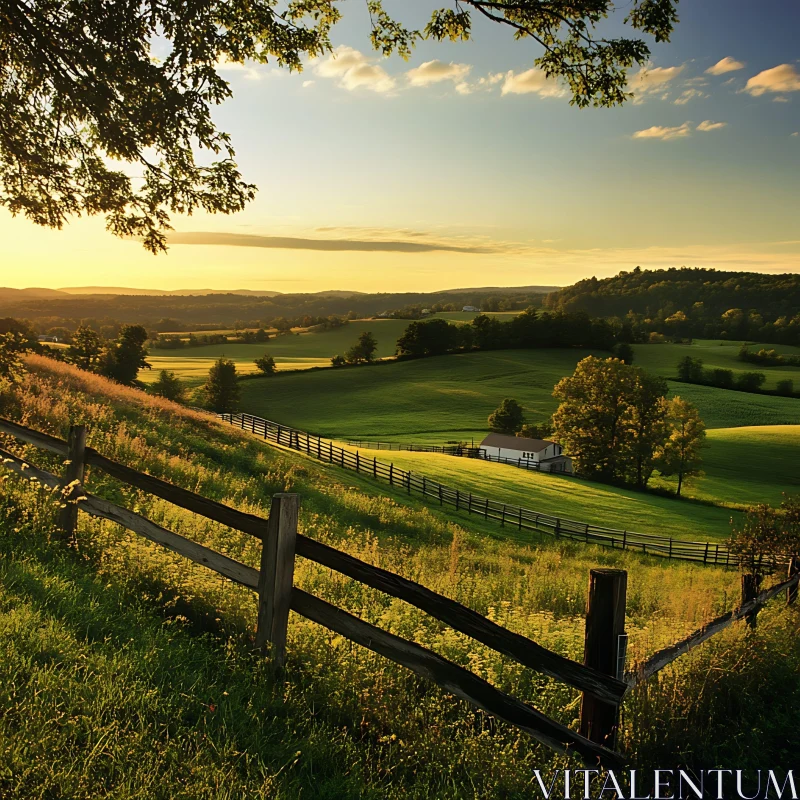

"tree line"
[677,356,796,397]
[738,345,800,368]
[546,267,800,347]
[395,308,634,359]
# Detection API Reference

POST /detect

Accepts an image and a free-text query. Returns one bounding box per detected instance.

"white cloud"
[215,56,262,81]
[406,60,471,87]
[302,80,315,88]
[697,120,727,132]
[706,57,745,76]
[500,68,566,98]
[314,46,395,93]
[744,64,800,96]
[674,88,708,105]
[629,64,685,100]
[632,122,692,140]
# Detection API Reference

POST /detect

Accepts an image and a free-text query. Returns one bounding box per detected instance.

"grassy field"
[635,339,800,390]
[675,425,800,508]
[143,313,519,385]
[345,446,739,542]
[239,348,800,444]
[3,356,800,793]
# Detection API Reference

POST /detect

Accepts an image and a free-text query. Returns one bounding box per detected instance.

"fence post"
[579,569,627,748]
[57,424,87,542]
[256,493,299,667]
[788,556,800,606]
[741,572,761,629]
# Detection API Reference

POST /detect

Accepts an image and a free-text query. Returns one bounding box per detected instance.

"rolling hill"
[5,354,791,789]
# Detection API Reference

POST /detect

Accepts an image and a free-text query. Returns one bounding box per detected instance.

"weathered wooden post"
[57,424,86,542]
[741,572,761,629]
[580,569,627,748]
[256,493,299,667]
[788,556,800,606]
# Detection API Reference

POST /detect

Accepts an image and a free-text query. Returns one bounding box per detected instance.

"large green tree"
[552,356,682,487]
[66,325,104,373]
[488,398,525,435]
[106,324,151,385]
[204,357,240,413]
[2,1,679,251]
[552,357,637,482]
[345,331,378,365]
[624,372,669,489]
[656,396,706,497]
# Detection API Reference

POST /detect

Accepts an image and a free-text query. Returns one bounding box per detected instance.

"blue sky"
[3,0,799,291]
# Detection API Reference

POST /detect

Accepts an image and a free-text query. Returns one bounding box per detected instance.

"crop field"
[7,356,800,792]
[239,347,800,444]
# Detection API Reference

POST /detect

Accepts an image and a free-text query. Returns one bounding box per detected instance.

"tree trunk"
[676,470,683,497]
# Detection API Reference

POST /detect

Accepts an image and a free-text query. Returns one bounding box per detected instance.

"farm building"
[479,433,573,473]
[462,305,480,312]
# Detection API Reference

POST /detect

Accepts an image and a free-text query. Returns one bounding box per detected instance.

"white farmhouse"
[479,433,573,474]
[462,305,480,312]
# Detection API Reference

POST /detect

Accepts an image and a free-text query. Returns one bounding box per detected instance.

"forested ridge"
[547,268,800,318]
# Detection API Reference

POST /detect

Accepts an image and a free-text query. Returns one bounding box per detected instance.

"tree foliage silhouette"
[2,1,679,250]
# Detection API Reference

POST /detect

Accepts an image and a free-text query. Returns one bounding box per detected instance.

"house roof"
[479,433,554,452]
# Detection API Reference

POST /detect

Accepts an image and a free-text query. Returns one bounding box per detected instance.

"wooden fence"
[0,416,625,767]
[344,439,481,457]
[2,416,798,767]
[221,412,764,569]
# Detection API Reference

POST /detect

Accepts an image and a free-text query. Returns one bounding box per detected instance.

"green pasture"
[142,312,518,385]
[11,356,799,785]
[346,446,739,543]
[634,339,800,390]
[671,425,800,508]
[239,348,800,443]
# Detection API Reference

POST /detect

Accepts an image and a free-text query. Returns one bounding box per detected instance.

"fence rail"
[3,415,798,767]
[221,412,764,569]
[344,439,482,457]
[0,416,624,767]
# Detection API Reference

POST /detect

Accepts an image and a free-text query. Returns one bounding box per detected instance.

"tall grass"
[0,355,798,798]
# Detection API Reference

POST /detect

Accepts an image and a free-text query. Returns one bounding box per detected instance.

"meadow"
[143,313,519,386]
[341,446,739,542]
[2,356,799,796]
[238,347,800,444]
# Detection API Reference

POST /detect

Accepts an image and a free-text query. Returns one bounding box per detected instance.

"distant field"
[348,446,738,542]
[634,339,800,390]
[143,312,518,385]
[239,347,800,442]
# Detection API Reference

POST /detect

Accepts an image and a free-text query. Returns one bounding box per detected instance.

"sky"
[2,0,799,293]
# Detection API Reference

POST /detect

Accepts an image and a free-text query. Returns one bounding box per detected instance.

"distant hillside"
[439,285,561,295]
[57,287,284,297]
[545,267,800,318]
[0,287,71,301]
[0,288,548,330]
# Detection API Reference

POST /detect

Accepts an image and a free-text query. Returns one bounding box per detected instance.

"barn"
[478,433,573,474]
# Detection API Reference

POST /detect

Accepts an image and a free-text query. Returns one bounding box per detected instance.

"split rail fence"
[1,416,798,768]
[221,412,760,568]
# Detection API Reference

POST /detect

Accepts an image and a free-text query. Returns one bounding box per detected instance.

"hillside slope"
[239,348,800,443]
[1,356,799,792]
